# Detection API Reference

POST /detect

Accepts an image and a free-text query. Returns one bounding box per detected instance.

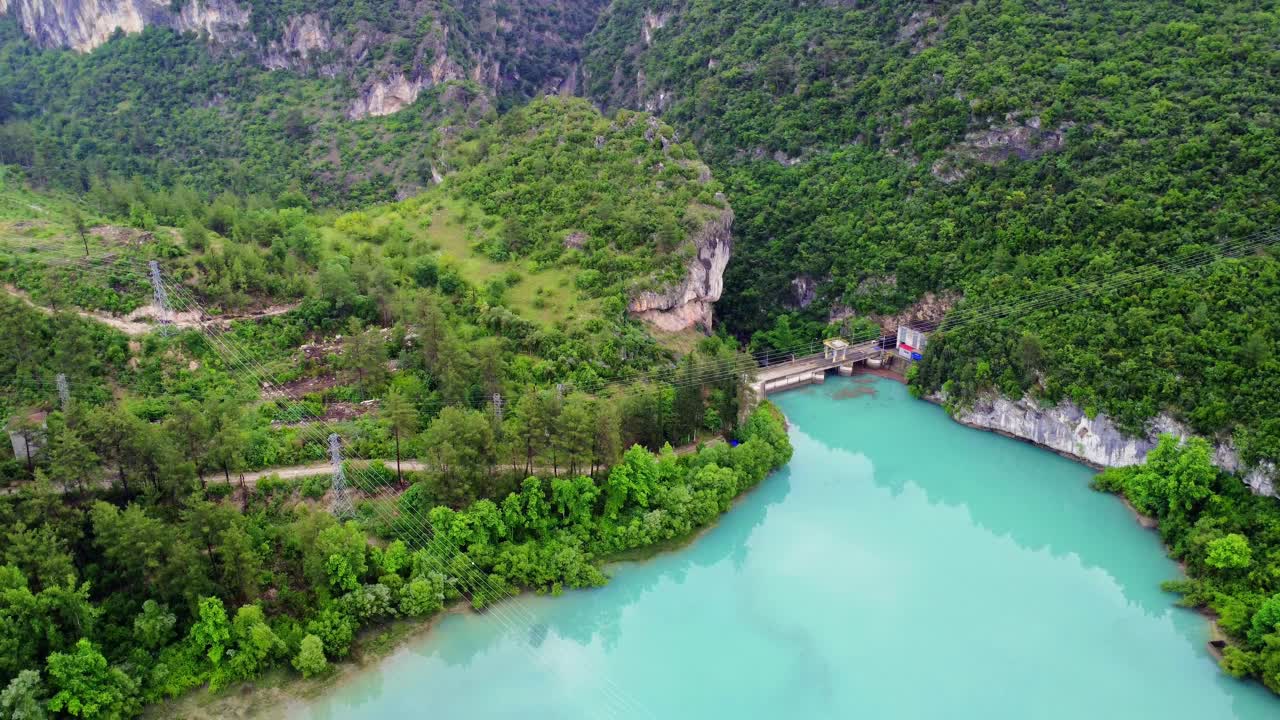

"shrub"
[292,635,327,678]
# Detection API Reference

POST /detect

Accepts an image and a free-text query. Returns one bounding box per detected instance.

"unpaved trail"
[4,438,722,497]
[2,283,298,336]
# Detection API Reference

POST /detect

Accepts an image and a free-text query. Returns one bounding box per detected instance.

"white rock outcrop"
[262,13,330,71]
[628,205,733,332]
[1,0,248,52]
[641,9,670,46]
[947,393,1277,497]
[349,72,424,119]
[347,45,468,118]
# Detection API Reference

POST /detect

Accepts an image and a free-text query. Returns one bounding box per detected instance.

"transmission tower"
[55,373,70,413]
[328,433,355,518]
[492,392,504,422]
[147,260,172,331]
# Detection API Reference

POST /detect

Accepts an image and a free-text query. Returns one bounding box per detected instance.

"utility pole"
[328,433,355,519]
[148,260,172,332]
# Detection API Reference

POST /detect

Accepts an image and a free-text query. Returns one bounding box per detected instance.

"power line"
[144,265,656,719]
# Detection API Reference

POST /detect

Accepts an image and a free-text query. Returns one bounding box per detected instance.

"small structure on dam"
[746,336,884,411]
[895,323,932,362]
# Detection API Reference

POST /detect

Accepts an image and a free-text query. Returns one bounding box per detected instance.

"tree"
[1250,594,1280,647]
[313,522,369,594]
[182,219,209,251]
[0,670,45,720]
[555,395,595,477]
[45,639,137,719]
[45,424,99,494]
[422,407,497,504]
[83,406,145,496]
[218,523,262,604]
[380,540,409,576]
[219,605,285,689]
[132,600,176,650]
[673,356,705,444]
[282,109,310,141]
[68,208,89,258]
[1206,533,1253,571]
[380,388,418,485]
[504,390,551,475]
[206,424,246,488]
[316,259,359,316]
[165,400,210,488]
[305,608,355,659]
[188,596,231,667]
[343,320,389,398]
[1150,436,1216,520]
[590,399,622,475]
[293,634,327,678]
[604,446,658,519]
[182,500,235,579]
[34,579,98,656]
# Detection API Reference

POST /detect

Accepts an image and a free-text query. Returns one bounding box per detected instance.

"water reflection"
[290,377,1280,720]
[788,380,1174,618]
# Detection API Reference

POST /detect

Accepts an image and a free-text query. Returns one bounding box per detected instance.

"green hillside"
[5,0,1280,707]
[584,0,1280,454]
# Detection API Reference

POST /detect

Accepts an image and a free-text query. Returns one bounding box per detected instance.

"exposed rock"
[5,0,601,121]
[347,38,471,118]
[895,9,944,54]
[628,204,733,333]
[945,393,1278,498]
[641,9,670,46]
[945,116,1075,168]
[349,72,426,119]
[1,0,248,52]
[790,275,819,309]
[740,146,802,166]
[929,158,969,185]
[262,13,330,71]
[831,289,959,334]
[563,231,588,250]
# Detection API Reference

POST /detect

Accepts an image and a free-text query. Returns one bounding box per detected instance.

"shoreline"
[893,371,1233,668]
[163,371,1232,716]
[151,440,778,718]
[147,601,475,719]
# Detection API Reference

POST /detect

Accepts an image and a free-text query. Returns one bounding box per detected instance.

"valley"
[3,0,1280,716]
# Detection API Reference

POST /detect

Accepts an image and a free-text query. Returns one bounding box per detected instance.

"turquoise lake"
[289,376,1280,719]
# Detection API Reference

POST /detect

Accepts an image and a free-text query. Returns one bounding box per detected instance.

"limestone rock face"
[4,0,602,120]
[946,393,1277,498]
[262,13,331,72]
[349,72,426,119]
[0,0,248,52]
[641,9,670,46]
[628,205,733,332]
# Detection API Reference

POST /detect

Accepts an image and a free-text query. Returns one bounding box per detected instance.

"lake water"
[289,376,1279,719]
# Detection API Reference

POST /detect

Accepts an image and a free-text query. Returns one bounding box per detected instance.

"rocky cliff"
[0,0,247,52]
[2,0,603,118]
[944,393,1277,498]
[628,204,733,332]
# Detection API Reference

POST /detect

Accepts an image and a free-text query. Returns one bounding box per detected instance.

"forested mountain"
[5,0,1280,710]
[0,90,760,714]
[583,0,1280,463]
[0,0,604,201]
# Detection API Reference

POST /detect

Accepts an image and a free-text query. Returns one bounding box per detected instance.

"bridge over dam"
[749,338,888,398]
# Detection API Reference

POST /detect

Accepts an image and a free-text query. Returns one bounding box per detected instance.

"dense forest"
[4,0,1280,710]
[584,0,1280,475]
